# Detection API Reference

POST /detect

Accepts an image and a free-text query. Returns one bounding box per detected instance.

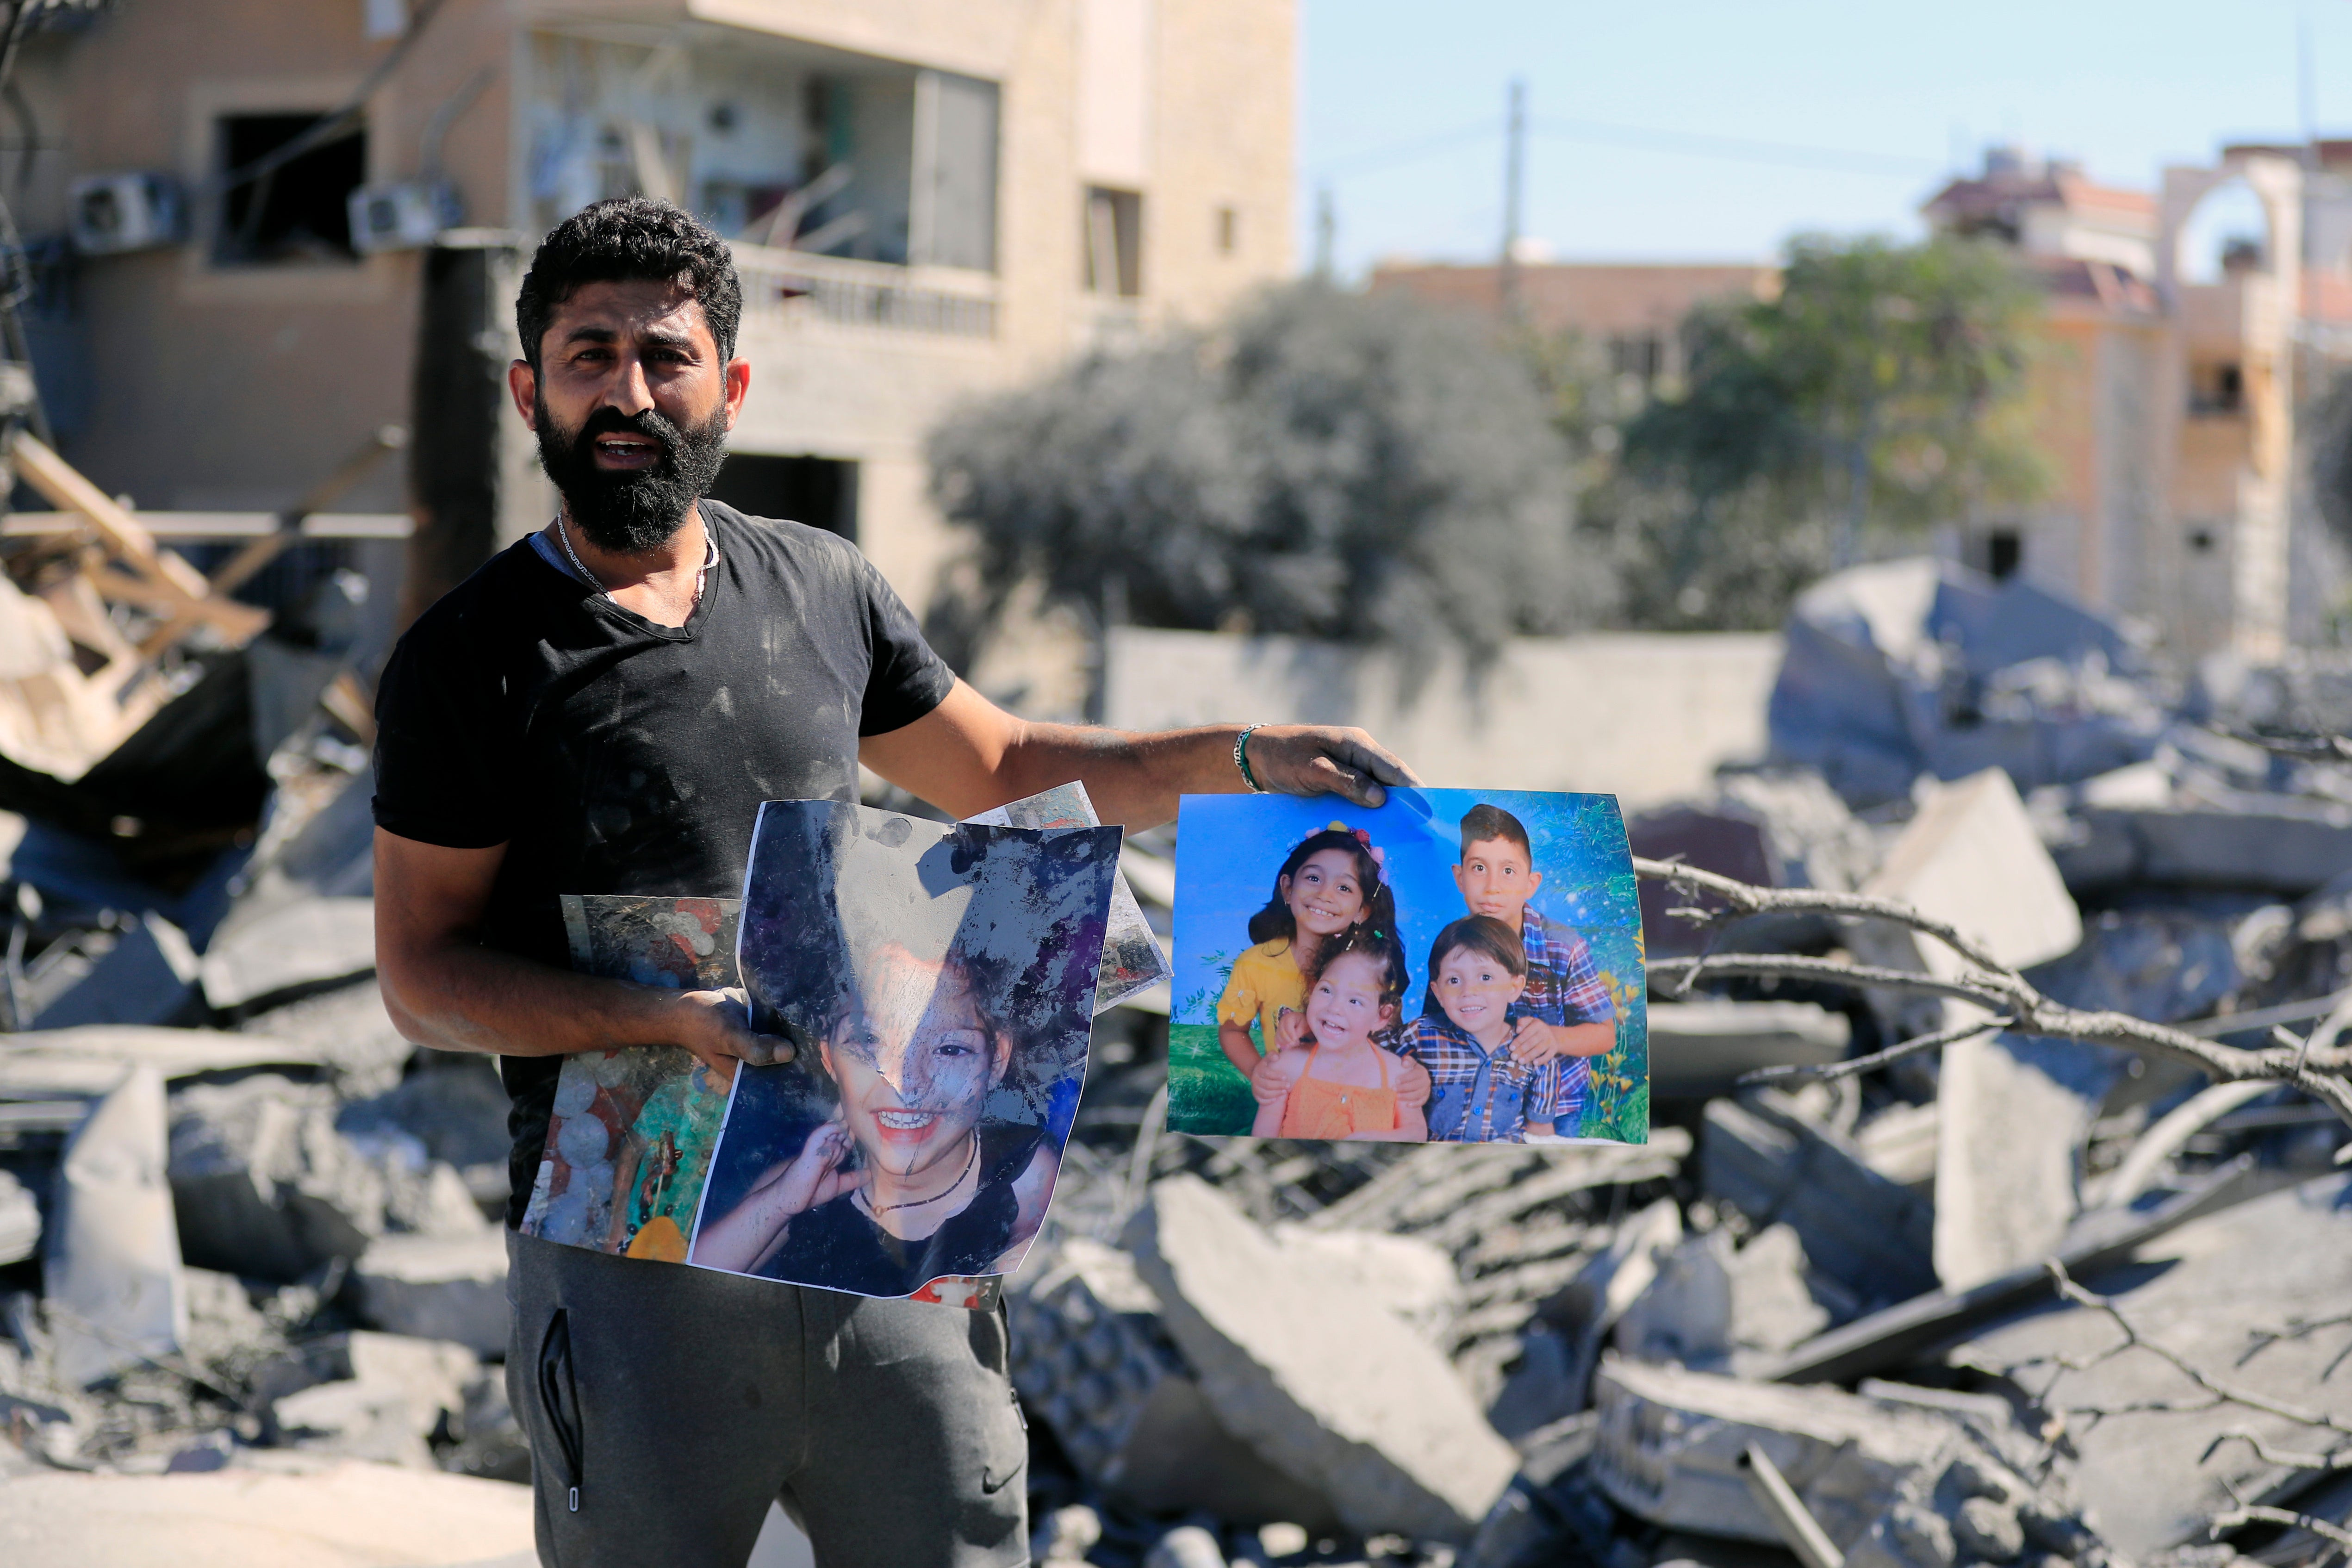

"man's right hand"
[672,987,796,1088]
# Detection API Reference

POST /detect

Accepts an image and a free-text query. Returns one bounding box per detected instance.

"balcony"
[732,243,997,340]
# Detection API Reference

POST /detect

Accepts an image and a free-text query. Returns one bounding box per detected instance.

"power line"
[1527,116,1942,178]
[1312,113,1941,185]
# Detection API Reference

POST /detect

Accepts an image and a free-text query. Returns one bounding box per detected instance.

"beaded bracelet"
[1233,724,1269,793]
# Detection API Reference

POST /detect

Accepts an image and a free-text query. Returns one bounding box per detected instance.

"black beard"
[534,395,729,554]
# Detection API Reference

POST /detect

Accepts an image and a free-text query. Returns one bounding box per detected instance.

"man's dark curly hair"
[515,197,743,369]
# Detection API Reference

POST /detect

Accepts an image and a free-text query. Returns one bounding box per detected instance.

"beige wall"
[33,0,515,511]
[30,0,1295,622]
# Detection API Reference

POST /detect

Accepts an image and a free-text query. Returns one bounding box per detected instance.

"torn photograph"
[519,896,739,1261]
[686,800,1122,1298]
[1170,790,1647,1145]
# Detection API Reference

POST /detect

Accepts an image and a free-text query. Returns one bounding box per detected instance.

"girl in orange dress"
[1251,926,1430,1142]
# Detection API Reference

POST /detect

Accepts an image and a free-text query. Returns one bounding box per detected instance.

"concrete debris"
[1768,559,2164,809]
[199,895,375,1012]
[0,1166,38,1264]
[43,1066,187,1388]
[30,913,201,1029]
[1649,1000,1852,1100]
[2023,904,2253,1023]
[1848,768,2082,1039]
[348,1231,510,1358]
[1932,1034,2122,1290]
[1032,1503,1106,1563]
[1853,1101,1940,1190]
[0,1024,327,1098]
[1950,1171,2352,1557]
[1268,1222,1463,1344]
[167,1074,386,1282]
[244,980,421,1099]
[1701,1095,1937,1307]
[254,1330,477,1468]
[1615,1225,1831,1373]
[1592,1356,2073,1563]
[1126,1174,1520,1542]
[1143,1524,1228,1568]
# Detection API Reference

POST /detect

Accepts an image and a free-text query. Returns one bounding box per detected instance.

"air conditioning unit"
[348,181,460,254]
[69,173,184,255]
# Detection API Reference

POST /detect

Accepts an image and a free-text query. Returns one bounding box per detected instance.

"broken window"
[708,454,858,543]
[913,71,998,272]
[215,113,365,266]
[1986,529,2022,581]
[1084,187,1143,298]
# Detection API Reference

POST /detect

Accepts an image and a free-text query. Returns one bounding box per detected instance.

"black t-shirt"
[758,1123,1044,1296]
[372,501,955,1223]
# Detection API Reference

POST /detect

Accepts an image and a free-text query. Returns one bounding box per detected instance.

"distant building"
[1378,142,2352,661]
[15,0,1295,617]
[1368,259,1777,389]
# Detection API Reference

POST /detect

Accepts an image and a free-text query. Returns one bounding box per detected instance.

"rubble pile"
[7,555,2352,1568]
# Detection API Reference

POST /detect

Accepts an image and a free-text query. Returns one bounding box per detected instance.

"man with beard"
[370,199,1416,1568]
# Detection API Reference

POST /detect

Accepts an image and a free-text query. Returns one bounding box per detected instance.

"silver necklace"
[555,514,719,606]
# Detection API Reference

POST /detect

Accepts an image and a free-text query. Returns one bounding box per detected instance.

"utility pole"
[1314,183,1336,280]
[1500,77,1526,323]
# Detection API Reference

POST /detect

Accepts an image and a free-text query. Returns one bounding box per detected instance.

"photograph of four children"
[1170,789,1649,1146]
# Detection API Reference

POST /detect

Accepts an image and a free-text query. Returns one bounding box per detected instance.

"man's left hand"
[1242,725,1419,808]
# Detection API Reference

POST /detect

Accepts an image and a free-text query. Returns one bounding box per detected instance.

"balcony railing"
[731,243,998,341]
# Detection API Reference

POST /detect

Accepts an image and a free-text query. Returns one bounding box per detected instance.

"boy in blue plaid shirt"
[1442,805,1616,1129]
[1406,915,1574,1140]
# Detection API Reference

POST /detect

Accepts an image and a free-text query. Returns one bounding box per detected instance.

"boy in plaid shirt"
[1406,915,1575,1140]
[1448,804,1615,1123]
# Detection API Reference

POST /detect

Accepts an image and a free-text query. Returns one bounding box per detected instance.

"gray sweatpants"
[504,1227,1031,1568]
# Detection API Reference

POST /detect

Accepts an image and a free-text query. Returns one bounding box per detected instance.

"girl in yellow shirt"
[1214,824,1397,1082]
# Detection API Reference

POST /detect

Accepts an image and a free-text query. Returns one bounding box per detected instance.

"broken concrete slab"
[1126,1174,1519,1542]
[43,1066,187,1387]
[2024,906,2248,1025]
[0,1454,533,1566]
[1933,1034,2124,1290]
[1700,1095,1937,1307]
[1648,1001,1852,1100]
[199,896,374,1012]
[1854,1101,1940,1190]
[347,1230,509,1356]
[254,1329,478,1468]
[335,1058,511,1174]
[1949,1170,2352,1557]
[243,980,417,1099]
[1616,1225,1831,1374]
[1848,769,2083,1038]
[0,1026,327,1099]
[1007,1237,1340,1530]
[1756,1154,2257,1386]
[2067,797,2352,896]
[1269,1223,1462,1345]
[167,1074,386,1282]
[0,1167,37,1265]
[31,914,201,1030]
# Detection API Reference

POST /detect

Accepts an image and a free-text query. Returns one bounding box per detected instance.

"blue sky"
[1299,0,2352,274]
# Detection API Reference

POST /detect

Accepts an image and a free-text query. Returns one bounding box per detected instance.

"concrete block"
[168,1074,386,1281]
[44,1065,188,1387]
[200,896,375,1011]
[32,914,200,1029]
[0,1166,37,1265]
[2108,797,2352,894]
[1007,1238,1338,1530]
[1951,1171,2352,1555]
[1700,1095,1936,1307]
[349,1230,510,1356]
[1268,1223,1462,1344]
[1127,1174,1519,1543]
[254,1330,478,1470]
[2024,906,2244,1025]
[1648,1001,1851,1100]
[1849,772,2081,1037]
[1617,1225,1830,1372]
[1591,1358,1962,1549]
[1933,1034,2123,1290]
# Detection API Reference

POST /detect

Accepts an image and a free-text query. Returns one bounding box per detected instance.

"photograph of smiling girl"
[1170,789,1647,1144]
[686,800,1122,1299]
